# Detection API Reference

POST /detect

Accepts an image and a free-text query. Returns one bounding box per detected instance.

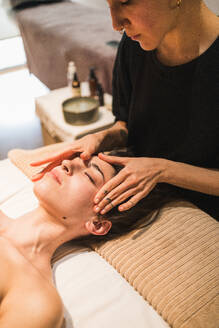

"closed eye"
[84,172,96,186]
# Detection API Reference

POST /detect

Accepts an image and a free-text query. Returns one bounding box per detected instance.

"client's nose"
[61,160,72,175]
[61,158,85,175]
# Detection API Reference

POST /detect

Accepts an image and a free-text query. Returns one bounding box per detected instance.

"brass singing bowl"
[62,97,99,125]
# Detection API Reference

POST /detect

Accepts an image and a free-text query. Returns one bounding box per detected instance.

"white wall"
[204,0,219,14]
[71,0,107,9]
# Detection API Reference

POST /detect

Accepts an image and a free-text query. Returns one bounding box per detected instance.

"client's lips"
[50,170,61,185]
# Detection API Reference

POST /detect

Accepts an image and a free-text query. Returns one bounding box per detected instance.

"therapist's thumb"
[98,152,126,165]
[80,151,92,160]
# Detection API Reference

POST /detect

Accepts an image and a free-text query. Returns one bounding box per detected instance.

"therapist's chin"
[137,36,159,51]
[139,40,158,51]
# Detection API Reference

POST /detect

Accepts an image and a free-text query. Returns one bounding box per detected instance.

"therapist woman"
[32,0,219,220]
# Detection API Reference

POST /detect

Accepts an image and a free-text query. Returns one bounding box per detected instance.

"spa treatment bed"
[0,143,218,328]
[13,0,121,94]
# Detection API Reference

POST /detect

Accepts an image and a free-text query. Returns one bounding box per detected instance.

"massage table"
[0,144,218,328]
[0,158,169,328]
[14,0,121,94]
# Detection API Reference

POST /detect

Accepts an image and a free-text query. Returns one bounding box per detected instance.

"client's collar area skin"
[0,156,115,279]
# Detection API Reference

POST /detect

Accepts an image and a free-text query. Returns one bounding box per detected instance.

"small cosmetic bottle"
[72,64,81,97]
[97,82,104,106]
[88,67,98,97]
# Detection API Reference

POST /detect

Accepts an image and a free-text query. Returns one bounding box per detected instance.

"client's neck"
[3,206,79,280]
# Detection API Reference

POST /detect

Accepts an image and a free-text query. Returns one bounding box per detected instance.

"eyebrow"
[91,162,105,182]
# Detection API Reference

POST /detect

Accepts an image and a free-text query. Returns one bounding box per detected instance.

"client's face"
[33,156,116,222]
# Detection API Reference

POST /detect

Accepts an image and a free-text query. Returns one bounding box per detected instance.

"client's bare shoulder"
[0,289,63,328]
[0,238,63,328]
[17,284,64,328]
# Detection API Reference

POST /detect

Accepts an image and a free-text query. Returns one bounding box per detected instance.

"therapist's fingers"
[98,187,138,214]
[94,169,127,204]
[30,150,80,166]
[80,151,93,160]
[98,152,128,166]
[94,177,138,211]
[100,182,155,214]
[31,172,44,182]
[31,159,62,181]
[118,183,155,211]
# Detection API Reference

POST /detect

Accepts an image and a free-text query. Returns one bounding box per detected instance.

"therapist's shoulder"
[196,36,219,113]
[198,36,219,80]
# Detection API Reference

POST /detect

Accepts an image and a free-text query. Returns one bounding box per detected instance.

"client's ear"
[85,217,112,236]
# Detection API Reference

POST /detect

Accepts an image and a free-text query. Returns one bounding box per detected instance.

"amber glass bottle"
[72,65,81,97]
[89,67,98,97]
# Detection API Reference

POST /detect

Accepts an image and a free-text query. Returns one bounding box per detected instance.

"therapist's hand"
[30,133,104,181]
[94,153,167,213]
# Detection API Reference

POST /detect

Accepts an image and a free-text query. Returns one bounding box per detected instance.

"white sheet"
[0,159,169,328]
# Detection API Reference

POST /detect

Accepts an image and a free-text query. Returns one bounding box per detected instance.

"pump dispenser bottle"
[67,61,75,87]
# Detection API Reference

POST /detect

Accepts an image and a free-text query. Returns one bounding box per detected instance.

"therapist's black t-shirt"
[112,33,219,220]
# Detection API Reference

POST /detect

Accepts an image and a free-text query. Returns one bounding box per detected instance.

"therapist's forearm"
[161,160,219,196]
[96,120,128,151]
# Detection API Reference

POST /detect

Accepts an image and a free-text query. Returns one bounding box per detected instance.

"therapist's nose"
[61,158,85,175]
[110,7,126,32]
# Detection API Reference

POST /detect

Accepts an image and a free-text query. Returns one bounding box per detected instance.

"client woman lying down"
[0,154,176,328]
